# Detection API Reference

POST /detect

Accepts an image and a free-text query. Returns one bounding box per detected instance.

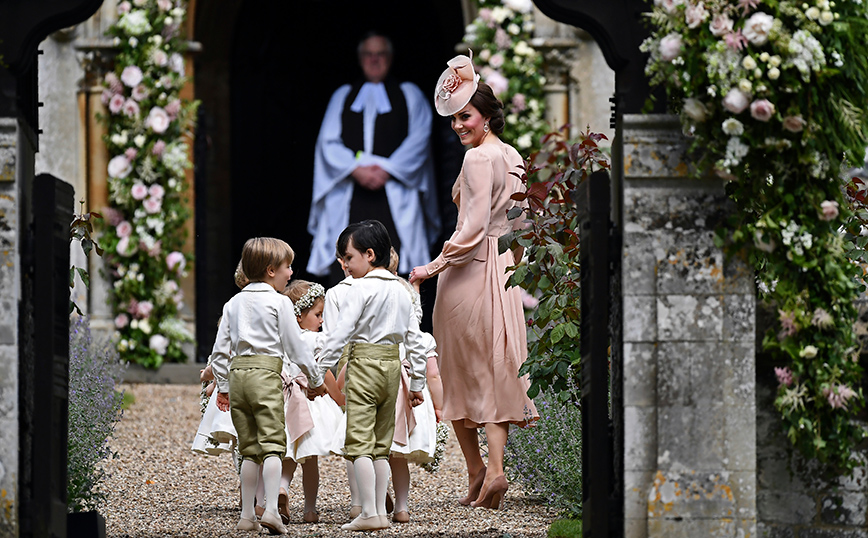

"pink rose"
[709,13,733,36]
[148,184,165,199]
[479,7,493,21]
[656,0,684,14]
[156,0,172,10]
[137,300,154,319]
[743,11,774,45]
[109,94,125,114]
[484,69,509,96]
[146,107,170,134]
[166,251,186,273]
[108,155,132,179]
[489,53,505,68]
[684,3,709,29]
[149,334,169,355]
[722,89,750,114]
[495,27,511,49]
[782,115,806,133]
[169,53,185,76]
[124,147,138,161]
[147,239,162,258]
[750,99,775,122]
[511,93,527,113]
[120,65,143,88]
[114,313,130,329]
[117,236,137,257]
[131,84,148,101]
[105,72,124,94]
[164,99,181,119]
[116,220,133,238]
[122,98,140,118]
[152,140,166,156]
[101,89,114,105]
[143,196,162,214]
[820,200,839,221]
[131,182,148,200]
[117,1,131,14]
[151,49,168,67]
[659,33,683,62]
[102,207,123,226]
[439,73,462,97]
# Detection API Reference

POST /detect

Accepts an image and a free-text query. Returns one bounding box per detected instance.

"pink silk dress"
[425,140,539,427]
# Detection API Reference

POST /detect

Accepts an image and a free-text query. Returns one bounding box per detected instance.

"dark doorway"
[195,1,465,359]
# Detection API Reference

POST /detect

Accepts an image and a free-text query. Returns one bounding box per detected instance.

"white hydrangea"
[785,30,826,82]
[117,10,152,36]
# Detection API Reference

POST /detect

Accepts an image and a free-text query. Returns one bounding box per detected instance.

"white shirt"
[322,276,353,337]
[211,282,323,393]
[316,269,427,392]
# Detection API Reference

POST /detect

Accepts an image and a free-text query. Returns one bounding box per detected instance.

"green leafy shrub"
[68,316,126,512]
[500,127,610,399]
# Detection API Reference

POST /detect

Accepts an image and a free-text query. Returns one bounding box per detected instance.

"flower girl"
[278,280,344,524]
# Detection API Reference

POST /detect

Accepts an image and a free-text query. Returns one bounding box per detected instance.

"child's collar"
[244,282,277,292]
[359,268,398,280]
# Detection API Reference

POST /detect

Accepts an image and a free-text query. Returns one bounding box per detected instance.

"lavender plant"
[505,384,582,518]
[68,316,126,512]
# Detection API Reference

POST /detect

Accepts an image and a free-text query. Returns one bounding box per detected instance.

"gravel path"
[102,384,556,537]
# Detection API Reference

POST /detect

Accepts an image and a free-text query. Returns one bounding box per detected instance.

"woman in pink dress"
[410,54,538,510]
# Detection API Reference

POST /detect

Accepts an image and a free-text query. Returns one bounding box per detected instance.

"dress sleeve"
[425,149,493,276]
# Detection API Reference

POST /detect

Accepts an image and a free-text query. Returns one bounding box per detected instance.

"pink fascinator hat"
[434,52,480,117]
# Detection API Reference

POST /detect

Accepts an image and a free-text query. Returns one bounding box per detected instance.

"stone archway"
[193,1,466,359]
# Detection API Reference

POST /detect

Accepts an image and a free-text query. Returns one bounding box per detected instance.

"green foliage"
[500,127,610,398]
[644,0,868,471]
[505,384,583,518]
[548,519,583,538]
[69,201,104,315]
[463,0,550,152]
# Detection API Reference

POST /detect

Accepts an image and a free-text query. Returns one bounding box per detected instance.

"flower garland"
[99,0,198,369]
[463,0,550,151]
[643,0,868,470]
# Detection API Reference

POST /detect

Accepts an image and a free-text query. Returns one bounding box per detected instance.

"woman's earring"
[483,122,490,133]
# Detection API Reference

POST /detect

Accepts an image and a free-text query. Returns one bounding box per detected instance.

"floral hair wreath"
[293,282,325,317]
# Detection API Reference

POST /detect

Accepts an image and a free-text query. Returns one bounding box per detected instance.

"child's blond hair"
[241,237,294,282]
[234,259,249,289]
[387,247,399,274]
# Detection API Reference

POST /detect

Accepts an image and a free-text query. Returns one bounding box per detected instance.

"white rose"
[146,107,171,134]
[799,345,818,358]
[743,12,775,45]
[107,155,132,178]
[683,98,708,122]
[659,33,683,62]
[722,88,750,114]
[805,6,820,19]
[709,13,733,36]
[767,67,780,80]
[722,118,744,135]
[819,10,834,25]
[134,134,146,148]
[149,334,170,355]
[738,79,753,93]
[768,55,781,67]
[503,0,533,13]
[742,56,757,70]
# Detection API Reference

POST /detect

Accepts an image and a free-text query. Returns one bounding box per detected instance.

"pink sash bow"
[392,360,417,446]
[282,372,314,444]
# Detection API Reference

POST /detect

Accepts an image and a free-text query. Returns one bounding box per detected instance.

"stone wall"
[0,118,23,536]
[620,114,757,538]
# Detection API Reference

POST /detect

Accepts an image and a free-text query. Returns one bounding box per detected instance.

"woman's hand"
[409,265,430,284]
[409,391,424,407]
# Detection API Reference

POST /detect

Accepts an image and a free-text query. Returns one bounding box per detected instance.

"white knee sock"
[390,457,410,513]
[240,460,261,520]
[353,457,377,518]
[262,456,282,516]
[373,458,391,516]
[256,467,265,509]
[302,458,319,513]
[346,460,360,507]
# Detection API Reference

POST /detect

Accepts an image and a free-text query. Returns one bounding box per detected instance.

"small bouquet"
[421,421,450,474]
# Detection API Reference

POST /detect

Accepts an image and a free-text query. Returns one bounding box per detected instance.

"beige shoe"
[349,505,362,518]
[341,515,386,531]
[393,510,409,523]
[260,510,288,535]
[379,514,392,528]
[235,517,261,532]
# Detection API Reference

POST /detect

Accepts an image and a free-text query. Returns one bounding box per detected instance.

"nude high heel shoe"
[277,488,290,524]
[458,466,487,506]
[471,475,508,510]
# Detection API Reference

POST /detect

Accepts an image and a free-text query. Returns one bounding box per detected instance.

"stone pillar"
[620,114,757,538]
[0,117,24,536]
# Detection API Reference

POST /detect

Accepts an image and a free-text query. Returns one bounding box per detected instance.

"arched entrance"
[193,1,466,359]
